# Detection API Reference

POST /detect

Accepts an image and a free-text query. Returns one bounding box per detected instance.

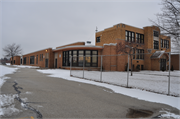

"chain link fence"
[70,52,180,96]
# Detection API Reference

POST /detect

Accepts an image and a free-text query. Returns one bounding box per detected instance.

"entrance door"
[55,59,57,68]
[45,59,48,68]
[160,59,166,70]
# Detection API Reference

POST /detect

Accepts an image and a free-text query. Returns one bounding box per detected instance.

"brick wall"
[11,56,20,65]
[171,54,179,70]
[23,48,53,68]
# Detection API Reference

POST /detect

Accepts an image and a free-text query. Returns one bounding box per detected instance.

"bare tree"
[117,41,138,76]
[3,43,22,65]
[150,0,180,51]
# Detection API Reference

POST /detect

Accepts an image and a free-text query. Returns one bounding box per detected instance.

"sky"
[0,0,163,58]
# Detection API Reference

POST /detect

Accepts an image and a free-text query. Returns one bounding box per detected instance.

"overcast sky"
[0,0,162,58]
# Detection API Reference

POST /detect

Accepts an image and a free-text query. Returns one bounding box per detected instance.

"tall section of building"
[95,23,171,71]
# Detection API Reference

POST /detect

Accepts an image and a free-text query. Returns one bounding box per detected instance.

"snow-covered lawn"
[70,70,180,96]
[0,65,19,117]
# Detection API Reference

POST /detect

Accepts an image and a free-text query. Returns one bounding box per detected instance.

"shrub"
[136,65,140,71]
[171,65,174,71]
[161,66,165,72]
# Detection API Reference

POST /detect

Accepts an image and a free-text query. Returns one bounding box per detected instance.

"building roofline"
[96,23,144,34]
[56,42,85,49]
[23,47,52,56]
[53,45,103,52]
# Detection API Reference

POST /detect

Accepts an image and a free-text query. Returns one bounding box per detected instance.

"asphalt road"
[1,67,179,118]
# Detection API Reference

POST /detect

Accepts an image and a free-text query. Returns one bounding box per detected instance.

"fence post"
[168,52,171,95]
[100,55,103,82]
[70,56,72,76]
[127,54,129,87]
[83,56,85,78]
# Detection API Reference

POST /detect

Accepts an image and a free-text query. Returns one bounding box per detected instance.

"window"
[85,51,91,67]
[30,56,34,64]
[36,55,38,64]
[14,60,15,64]
[126,31,135,42]
[63,50,98,67]
[164,40,169,48]
[92,51,98,67]
[40,54,43,61]
[42,54,43,61]
[24,57,26,64]
[133,49,135,59]
[73,51,77,66]
[136,33,144,44]
[153,31,159,37]
[78,50,84,66]
[136,49,144,59]
[154,41,159,49]
[161,39,163,47]
[96,37,100,42]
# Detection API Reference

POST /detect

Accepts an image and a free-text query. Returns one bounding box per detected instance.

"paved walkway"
[1,67,179,118]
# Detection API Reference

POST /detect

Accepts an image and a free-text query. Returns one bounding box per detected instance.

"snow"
[12,65,39,68]
[5,63,10,65]
[160,110,180,119]
[0,65,18,77]
[37,69,180,111]
[70,70,180,96]
[0,65,19,117]
[0,94,21,116]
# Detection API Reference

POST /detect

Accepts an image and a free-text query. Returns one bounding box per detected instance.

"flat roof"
[53,45,103,52]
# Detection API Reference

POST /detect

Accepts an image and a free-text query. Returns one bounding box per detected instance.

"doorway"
[160,59,166,70]
[55,59,57,68]
[45,59,48,68]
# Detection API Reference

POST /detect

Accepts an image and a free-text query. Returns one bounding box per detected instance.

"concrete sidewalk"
[1,67,179,118]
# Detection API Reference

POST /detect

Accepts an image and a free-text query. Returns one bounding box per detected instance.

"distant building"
[0,58,11,65]
[11,23,174,71]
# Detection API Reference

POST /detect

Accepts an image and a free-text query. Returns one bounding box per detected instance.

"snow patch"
[160,110,180,119]
[13,65,39,68]
[0,94,20,116]
[25,92,32,94]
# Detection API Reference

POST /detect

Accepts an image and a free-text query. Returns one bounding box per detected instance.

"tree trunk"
[131,55,133,76]
[12,56,14,65]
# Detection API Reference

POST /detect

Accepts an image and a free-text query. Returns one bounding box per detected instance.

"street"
[1,67,179,118]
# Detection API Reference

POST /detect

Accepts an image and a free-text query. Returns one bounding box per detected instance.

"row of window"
[63,50,98,67]
[154,39,169,49]
[24,54,43,65]
[131,49,144,59]
[161,39,169,48]
[97,30,162,42]
[125,31,144,43]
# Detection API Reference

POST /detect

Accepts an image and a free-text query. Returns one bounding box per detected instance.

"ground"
[0,65,180,118]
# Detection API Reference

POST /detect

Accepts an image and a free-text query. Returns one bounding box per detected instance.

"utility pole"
[95,26,98,33]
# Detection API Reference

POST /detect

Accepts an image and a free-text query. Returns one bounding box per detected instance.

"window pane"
[92,51,97,55]
[85,55,91,67]
[92,56,97,63]
[73,51,77,55]
[85,51,91,55]
[79,50,84,55]
[78,56,84,67]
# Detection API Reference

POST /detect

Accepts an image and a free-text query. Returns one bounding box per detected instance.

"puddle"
[126,108,153,118]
